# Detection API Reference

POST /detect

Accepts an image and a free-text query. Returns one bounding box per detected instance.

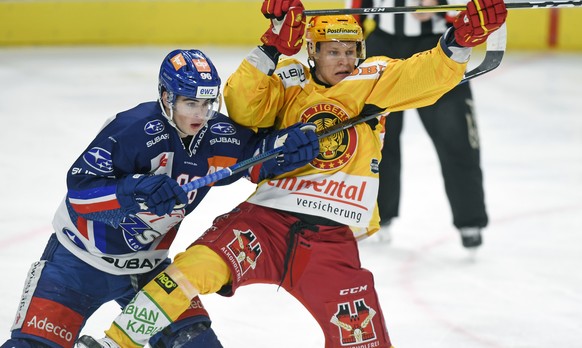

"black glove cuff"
[259,45,282,65]
[444,27,462,48]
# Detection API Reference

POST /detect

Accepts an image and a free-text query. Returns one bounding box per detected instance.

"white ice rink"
[1,45,581,348]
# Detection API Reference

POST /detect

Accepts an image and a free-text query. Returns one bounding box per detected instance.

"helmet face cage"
[305,15,366,61]
[158,49,222,119]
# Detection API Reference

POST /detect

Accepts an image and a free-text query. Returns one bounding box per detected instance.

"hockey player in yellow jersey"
[77,0,506,347]
[224,13,474,240]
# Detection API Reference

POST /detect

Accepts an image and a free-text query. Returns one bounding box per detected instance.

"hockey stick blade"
[461,23,506,83]
[304,0,582,16]
[180,27,506,193]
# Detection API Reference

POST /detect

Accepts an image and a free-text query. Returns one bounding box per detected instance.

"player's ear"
[161,91,170,108]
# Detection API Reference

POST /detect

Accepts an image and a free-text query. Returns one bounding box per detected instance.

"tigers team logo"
[226,228,262,276]
[301,103,358,170]
[330,299,378,346]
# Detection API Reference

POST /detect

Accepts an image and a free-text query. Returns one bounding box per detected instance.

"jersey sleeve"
[65,115,144,226]
[224,48,293,130]
[360,43,467,112]
[200,115,271,187]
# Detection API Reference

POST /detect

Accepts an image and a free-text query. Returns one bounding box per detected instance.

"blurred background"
[1,0,581,50]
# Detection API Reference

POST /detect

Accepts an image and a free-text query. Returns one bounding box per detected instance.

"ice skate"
[76,335,119,348]
[459,227,482,249]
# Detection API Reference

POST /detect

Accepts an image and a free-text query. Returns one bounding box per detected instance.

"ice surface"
[1,46,581,347]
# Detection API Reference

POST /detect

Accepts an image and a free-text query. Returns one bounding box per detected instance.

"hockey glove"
[260,0,306,56]
[452,0,507,47]
[262,0,295,20]
[117,174,188,216]
[260,122,319,179]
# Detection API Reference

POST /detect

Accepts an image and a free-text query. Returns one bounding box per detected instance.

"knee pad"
[150,320,223,348]
[171,245,231,295]
[9,262,90,348]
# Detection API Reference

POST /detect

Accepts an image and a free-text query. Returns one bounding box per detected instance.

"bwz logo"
[330,299,377,346]
[226,229,262,276]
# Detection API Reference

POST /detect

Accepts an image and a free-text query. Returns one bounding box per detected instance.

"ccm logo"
[339,285,368,295]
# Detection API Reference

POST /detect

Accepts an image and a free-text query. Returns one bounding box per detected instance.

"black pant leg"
[377,111,404,223]
[368,31,438,225]
[417,83,489,228]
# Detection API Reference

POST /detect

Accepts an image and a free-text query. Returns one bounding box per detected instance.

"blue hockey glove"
[260,122,320,178]
[117,174,188,216]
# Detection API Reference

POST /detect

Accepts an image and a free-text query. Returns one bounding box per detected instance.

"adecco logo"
[20,297,82,346]
[25,316,74,344]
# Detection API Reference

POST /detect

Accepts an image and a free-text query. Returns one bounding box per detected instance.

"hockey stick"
[304,0,582,16]
[179,115,386,193]
[180,27,506,193]
[460,23,506,83]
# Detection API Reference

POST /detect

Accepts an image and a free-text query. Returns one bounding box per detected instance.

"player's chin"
[184,122,204,136]
[334,72,351,82]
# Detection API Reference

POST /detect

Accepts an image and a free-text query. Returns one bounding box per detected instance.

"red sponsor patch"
[193,58,211,72]
[176,296,209,321]
[170,53,187,71]
[21,297,83,348]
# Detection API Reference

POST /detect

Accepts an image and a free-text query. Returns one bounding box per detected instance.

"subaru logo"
[210,122,236,135]
[83,147,113,173]
[144,119,165,135]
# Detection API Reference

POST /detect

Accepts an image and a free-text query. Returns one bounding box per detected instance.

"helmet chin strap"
[158,98,188,138]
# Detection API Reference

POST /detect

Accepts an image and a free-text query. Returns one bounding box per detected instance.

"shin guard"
[106,268,196,348]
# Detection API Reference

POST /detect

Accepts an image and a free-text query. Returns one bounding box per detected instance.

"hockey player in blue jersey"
[1,49,319,348]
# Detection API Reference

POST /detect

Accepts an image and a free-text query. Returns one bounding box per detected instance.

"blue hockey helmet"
[158,49,221,105]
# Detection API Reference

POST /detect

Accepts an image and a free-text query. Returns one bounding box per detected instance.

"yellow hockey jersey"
[224,40,468,239]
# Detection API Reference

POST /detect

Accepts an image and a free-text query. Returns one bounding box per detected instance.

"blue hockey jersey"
[53,101,263,275]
